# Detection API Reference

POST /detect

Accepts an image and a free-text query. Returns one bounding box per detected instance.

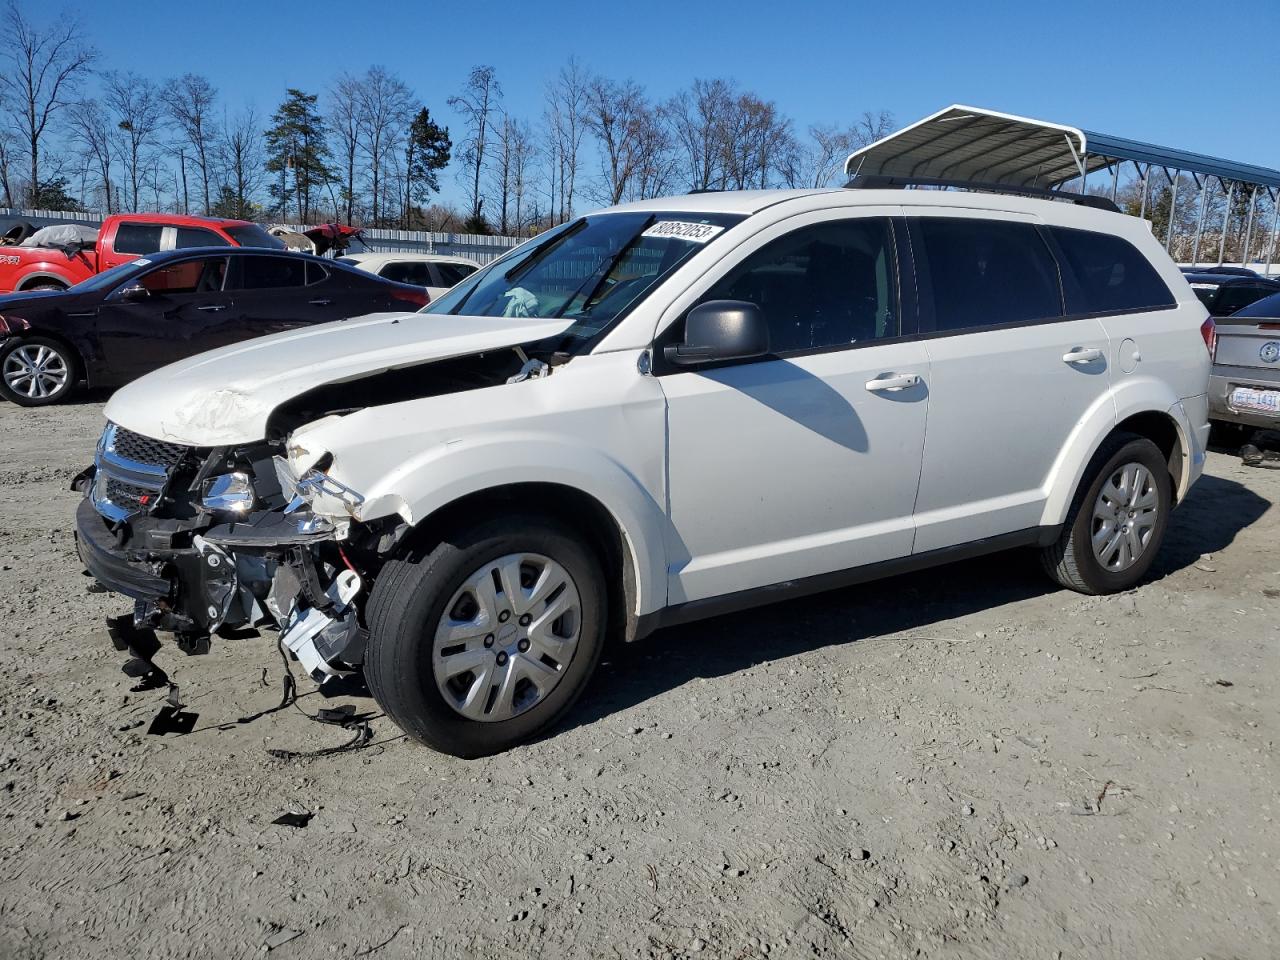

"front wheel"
[1041,433,1172,594]
[364,515,607,757]
[0,336,77,405]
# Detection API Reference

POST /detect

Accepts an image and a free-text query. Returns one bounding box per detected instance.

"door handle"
[1062,347,1103,364]
[865,373,921,392]
[197,304,227,312]
[309,298,333,306]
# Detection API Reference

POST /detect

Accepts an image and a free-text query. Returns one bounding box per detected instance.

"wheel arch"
[15,272,70,291]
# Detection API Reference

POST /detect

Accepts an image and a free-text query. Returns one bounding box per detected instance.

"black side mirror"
[664,300,770,367]
[119,284,149,302]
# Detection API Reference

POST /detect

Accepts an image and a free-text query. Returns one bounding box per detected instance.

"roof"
[104,212,257,228]
[606,188,841,215]
[845,104,1280,190]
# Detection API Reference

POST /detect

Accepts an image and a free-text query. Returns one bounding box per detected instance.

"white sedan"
[336,252,479,301]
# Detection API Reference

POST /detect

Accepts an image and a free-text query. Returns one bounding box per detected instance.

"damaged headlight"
[202,472,256,514]
[276,455,365,515]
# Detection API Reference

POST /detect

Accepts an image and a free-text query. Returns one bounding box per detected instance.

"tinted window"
[175,226,230,249]
[381,261,433,286]
[698,218,898,354]
[433,262,473,286]
[305,261,328,286]
[1050,227,1174,314]
[916,218,1061,332]
[114,224,164,255]
[1230,291,1280,319]
[135,257,227,296]
[235,255,306,290]
[1214,282,1277,316]
[224,224,287,249]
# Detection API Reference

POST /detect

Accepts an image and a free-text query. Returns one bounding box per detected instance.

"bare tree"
[508,118,536,236]
[328,73,363,224]
[355,66,413,226]
[448,65,501,228]
[0,1,96,205]
[217,105,264,219]
[665,78,734,191]
[66,98,115,211]
[162,74,217,214]
[543,57,588,222]
[585,75,646,205]
[488,113,519,234]
[104,71,163,210]
[0,125,17,206]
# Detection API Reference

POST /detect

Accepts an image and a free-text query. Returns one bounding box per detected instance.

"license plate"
[1230,386,1280,413]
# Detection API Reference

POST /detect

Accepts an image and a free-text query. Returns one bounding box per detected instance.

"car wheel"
[1041,432,1172,594]
[26,283,66,292]
[365,514,607,757]
[0,336,77,406]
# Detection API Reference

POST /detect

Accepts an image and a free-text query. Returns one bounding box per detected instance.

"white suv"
[76,186,1212,756]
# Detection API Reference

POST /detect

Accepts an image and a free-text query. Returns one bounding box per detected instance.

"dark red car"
[0,247,428,405]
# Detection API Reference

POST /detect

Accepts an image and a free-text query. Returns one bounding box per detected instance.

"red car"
[0,213,285,293]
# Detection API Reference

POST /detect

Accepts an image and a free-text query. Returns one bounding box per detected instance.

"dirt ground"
[0,395,1277,960]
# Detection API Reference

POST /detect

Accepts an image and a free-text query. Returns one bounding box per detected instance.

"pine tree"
[265,89,332,224]
[403,107,451,228]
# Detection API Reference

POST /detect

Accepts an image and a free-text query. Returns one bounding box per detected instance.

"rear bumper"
[1209,370,1280,428]
[1171,394,1211,496]
[74,497,173,601]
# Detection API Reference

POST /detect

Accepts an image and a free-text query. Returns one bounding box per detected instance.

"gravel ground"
[0,395,1277,960]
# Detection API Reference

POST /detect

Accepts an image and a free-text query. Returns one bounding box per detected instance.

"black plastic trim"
[634,525,1058,640]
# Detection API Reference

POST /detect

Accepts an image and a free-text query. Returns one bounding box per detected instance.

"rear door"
[101,222,166,270]
[906,213,1113,553]
[226,255,343,338]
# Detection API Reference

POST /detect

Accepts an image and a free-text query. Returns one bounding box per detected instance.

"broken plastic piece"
[280,569,362,684]
[146,686,197,735]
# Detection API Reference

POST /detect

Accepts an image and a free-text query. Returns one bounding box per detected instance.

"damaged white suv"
[76,186,1212,756]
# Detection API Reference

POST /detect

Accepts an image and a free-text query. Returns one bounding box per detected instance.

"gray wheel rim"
[1091,462,1158,572]
[432,553,582,723]
[3,344,69,399]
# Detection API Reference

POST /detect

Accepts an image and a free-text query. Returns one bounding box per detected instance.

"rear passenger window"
[174,226,230,249]
[236,256,306,289]
[915,218,1062,332]
[381,261,432,286]
[699,217,898,354]
[1049,227,1174,314]
[114,224,164,255]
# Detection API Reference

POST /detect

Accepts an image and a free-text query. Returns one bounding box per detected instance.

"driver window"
[698,217,898,354]
[137,258,227,295]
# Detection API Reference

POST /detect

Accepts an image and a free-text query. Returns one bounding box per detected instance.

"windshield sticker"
[132,258,151,267]
[641,221,725,244]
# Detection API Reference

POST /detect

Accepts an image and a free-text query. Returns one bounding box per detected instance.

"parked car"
[0,213,287,293]
[1183,270,1279,316]
[1208,290,1280,429]
[336,251,479,300]
[76,186,1211,757]
[0,247,428,405]
[1179,265,1262,278]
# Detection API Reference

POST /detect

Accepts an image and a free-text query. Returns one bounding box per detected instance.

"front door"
[96,256,234,381]
[659,213,930,604]
[903,213,1113,553]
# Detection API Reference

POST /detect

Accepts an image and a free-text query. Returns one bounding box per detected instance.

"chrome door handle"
[309,298,333,306]
[196,304,227,312]
[865,373,921,392]
[1062,347,1103,364]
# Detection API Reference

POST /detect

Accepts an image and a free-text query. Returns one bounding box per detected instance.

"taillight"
[392,288,430,308]
[1200,317,1217,358]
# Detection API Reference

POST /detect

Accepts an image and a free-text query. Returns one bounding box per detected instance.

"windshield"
[425,211,743,348]
[226,224,287,249]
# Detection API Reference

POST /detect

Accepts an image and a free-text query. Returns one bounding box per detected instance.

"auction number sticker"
[642,221,725,243]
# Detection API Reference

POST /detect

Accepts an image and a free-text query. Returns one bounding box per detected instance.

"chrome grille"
[90,423,191,522]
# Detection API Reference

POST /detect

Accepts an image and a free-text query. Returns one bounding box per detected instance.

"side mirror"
[664,300,770,367]
[119,284,149,302]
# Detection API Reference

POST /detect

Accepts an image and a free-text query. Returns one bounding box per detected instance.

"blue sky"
[80,0,1278,207]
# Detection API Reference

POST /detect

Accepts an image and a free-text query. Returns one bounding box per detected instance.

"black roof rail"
[845,174,1121,213]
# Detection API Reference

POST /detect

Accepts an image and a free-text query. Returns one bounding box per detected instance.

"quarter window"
[1049,227,1173,314]
[915,218,1062,332]
[433,262,474,286]
[698,217,898,354]
[114,224,164,256]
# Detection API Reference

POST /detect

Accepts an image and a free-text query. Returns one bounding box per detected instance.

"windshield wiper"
[553,216,655,319]
[505,218,587,283]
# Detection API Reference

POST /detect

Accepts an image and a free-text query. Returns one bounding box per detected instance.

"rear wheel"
[1041,433,1172,594]
[365,514,607,757]
[0,336,77,406]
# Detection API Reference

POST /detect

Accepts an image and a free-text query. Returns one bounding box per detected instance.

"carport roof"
[844,104,1280,190]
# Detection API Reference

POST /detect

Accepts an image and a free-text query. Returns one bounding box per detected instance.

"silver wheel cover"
[3,344,69,400]
[432,553,582,722]
[1091,462,1159,572]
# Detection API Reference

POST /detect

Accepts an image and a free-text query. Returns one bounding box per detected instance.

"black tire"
[0,335,78,406]
[365,514,607,757]
[25,283,66,292]
[1040,432,1172,594]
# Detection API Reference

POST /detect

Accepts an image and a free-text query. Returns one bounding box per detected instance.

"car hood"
[103,311,576,446]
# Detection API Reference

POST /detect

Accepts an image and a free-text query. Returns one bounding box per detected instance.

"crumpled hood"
[103,311,575,446]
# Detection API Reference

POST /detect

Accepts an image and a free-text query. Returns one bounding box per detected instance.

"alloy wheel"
[3,344,69,400]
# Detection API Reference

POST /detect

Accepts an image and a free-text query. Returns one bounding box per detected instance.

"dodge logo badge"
[1261,341,1280,364]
